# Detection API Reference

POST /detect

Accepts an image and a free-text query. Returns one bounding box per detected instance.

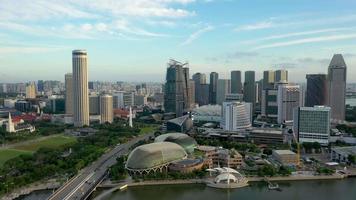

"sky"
[1,0,356,83]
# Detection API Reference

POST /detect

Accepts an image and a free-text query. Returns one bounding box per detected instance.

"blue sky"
[1,0,356,83]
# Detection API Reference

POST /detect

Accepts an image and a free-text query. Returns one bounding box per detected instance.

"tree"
[348,155,356,164]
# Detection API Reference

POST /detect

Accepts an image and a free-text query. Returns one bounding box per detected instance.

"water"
[104,179,356,200]
[16,179,356,200]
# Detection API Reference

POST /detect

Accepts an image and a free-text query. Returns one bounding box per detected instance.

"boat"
[268,183,281,191]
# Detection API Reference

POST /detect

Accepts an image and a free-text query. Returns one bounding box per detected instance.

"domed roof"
[154,133,197,153]
[126,142,187,170]
[215,173,238,183]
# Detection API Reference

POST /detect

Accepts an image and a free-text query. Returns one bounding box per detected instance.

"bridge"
[48,133,153,200]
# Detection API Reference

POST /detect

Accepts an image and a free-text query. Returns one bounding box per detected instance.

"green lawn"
[139,125,158,135]
[14,135,77,151]
[0,149,32,167]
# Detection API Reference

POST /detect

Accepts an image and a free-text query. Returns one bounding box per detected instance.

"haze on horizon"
[1,0,356,83]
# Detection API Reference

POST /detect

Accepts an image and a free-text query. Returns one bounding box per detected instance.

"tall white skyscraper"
[277,84,300,124]
[100,94,113,124]
[72,50,89,127]
[65,73,73,115]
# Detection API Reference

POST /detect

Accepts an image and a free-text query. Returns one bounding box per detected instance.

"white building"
[294,106,331,145]
[277,84,300,124]
[25,82,36,99]
[100,94,113,124]
[221,101,252,131]
[113,91,134,108]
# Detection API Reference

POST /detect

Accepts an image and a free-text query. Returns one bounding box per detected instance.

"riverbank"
[0,179,60,200]
[92,174,348,200]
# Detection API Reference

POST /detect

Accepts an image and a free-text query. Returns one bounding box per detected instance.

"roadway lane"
[48,133,153,200]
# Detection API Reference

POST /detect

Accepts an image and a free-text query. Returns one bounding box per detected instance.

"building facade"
[275,70,288,83]
[65,73,73,115]
[327,54,347,121]
[25,82,36,99]
[294,106,331,145]
[277,84,300,124]
[243,71,256,110]
[221,101,252,131]
[231,71,242,94]
[216,79,231,105]
[72,50,90,127]
[305,74,327,107]
[100,94,113,124]
[209,72,219,104]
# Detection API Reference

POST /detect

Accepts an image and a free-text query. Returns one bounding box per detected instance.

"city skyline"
[1,0,356,82]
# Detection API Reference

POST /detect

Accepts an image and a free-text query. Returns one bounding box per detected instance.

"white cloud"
[254,33,356,50]
[234,21,273,31]
[180,25,214,46]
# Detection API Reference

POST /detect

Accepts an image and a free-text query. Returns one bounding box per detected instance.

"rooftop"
[273,150,296,155]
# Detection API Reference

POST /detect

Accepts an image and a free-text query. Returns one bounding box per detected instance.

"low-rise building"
[272,150,298,166]
[249,128,285,145]
[197,146,243,169]
[331,146,356,164]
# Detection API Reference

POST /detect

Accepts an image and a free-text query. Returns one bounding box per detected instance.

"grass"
[139,125,158,135]
[0,149,32,167]
[13,135,77,151]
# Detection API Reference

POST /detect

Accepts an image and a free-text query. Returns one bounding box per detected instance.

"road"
[48,133,153,200]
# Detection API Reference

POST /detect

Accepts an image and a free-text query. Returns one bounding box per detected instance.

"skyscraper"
[216,79,231,105]
[100,94,113,124]
[209,72,219,104]
[277,84,300,124]
[275,70,288,83]
[221,101,252,131]
[72,50,89,127]
[193,73,207,105]
[164,59,190,117]
[263,70,275,89]
[305,74,327,107]
[327,54,347,121]
[37,80,44,92]
[231,71,242,94]
[243,71,256,109]
[65,73,73,115]
[25,82,36,99]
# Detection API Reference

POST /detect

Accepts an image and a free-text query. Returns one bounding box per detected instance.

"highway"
[48,133,153,200]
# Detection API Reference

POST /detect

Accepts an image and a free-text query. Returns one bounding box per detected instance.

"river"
[18,178,356,200]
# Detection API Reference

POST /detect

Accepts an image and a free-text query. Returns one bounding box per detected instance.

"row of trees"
[195,138,261,154]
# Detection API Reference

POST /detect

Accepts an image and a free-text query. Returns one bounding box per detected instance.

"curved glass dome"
[154,133,197,154]
[126,142,187,170]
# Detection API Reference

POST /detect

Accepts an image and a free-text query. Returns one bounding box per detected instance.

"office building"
[272,150,298,166]
[72,50,89,127]
[275,70,288,83]
[261,89,278,119]
[37,80,44,92]
[305,74,327,107]
[65,73,73,115]
[188,80,195,109]
[100,94,113,124]
[294,106,331,145]
[231,71,242,94]
[277,84,300,124]
[113,91,134,108]
[164,59,191,117]
[209,72,219,104]
[243,71,256,110]
[221,101,252,131]
[193,73,208,105]
[263,70,275,89]
[327,54,347,121]
[225,93,243,102]
[25,82,36,99]
[89,95,100,115]
[134,94,147,106]
[216,79,231,105]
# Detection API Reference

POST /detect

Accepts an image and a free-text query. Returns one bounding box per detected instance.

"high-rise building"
[193,73,208,105]
[327,54,347,121]
[89,95,100,115]
[216,79,231,105]
[221,101,252,131]
[263,70,275,89]
[261,89,278,119]
[231,71,242,94]
[25,82,36,99]
[134,94,147,106]
[72,50,89,127]
[200,84,210,106]
[113,91,134,108]
[243,71,256,110]
[88,81,94,90]
[277,84,300,124]
[65,73,73,115]
[305,74,327,107]
[37,80,44,92]
[209,72,219,104]
[164,59,190,117]
[100,94,113,124]
[275,70,288,83]
[188,80,195,109]
[294,106,331,145]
